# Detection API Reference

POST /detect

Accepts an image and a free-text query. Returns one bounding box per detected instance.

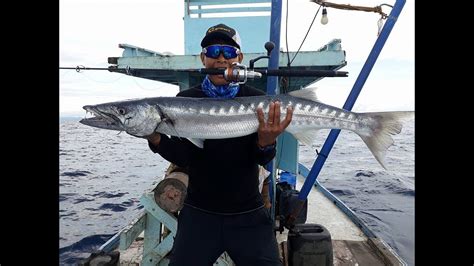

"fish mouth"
[79,106,124,131]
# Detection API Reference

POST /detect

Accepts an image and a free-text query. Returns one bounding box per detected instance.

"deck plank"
[296,175,366,241]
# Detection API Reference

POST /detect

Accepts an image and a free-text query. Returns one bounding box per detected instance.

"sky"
[60,0,414,117]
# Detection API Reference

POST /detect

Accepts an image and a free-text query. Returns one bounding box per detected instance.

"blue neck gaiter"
[201,75,240,99]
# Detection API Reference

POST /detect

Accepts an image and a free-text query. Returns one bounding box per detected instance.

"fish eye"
[117,107,126,115]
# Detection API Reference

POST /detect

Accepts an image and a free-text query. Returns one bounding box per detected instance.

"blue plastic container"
[279,171,296,189]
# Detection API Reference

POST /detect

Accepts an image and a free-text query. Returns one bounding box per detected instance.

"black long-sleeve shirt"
[148,84,276,213]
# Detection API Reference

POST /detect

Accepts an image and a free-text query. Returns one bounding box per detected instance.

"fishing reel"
[223,62,262,84]
[222,41,274,84]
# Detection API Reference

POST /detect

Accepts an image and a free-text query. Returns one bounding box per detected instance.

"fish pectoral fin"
[286,129,320,147]
[188,138,204,149]
[288,87,320,102]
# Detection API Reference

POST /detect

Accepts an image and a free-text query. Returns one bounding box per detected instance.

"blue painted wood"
[117,50,345,70]
[119,43,163,57]
[139,192,234,265]
[140,193,178,265]
[189,0,270,5]
[141,194,178,232]
[154,235,175,261]
[266,0,282,96]
[143,213,164,266]
[98,231,121,253]
[142,234,175,265]
[275,131,298,174]
[158,258,171,266]
[115,49,346,92]
[184,0,271,54]
[266,0,283,222]
[184,17,271,55]
[119,211,146,250]
[189,6,270,14]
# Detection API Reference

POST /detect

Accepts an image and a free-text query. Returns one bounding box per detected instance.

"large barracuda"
[80,88,413,169]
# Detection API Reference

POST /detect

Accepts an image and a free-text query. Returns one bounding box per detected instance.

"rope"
[310,0,391,19]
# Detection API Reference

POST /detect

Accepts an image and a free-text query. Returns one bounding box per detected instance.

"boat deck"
[117,238,395,265]
[115,174,403,265]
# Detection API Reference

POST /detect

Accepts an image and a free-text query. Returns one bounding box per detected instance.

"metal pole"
[298,0,406,200]
[267,0,282,96]
[266,0,283,221]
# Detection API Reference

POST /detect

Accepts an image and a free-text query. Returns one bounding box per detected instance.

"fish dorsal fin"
[288,87,319,102]
[188,138,204,149]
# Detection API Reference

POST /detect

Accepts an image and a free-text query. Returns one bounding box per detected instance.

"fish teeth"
[85,110,94,118]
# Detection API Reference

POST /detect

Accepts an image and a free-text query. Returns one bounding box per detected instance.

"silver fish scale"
[153,95,363,139]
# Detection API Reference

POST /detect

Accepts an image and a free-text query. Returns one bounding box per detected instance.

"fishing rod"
[60,63,348,84]
[197,63,348,84]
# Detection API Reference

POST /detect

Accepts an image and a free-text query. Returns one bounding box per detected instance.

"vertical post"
[298,0,406,199]
[266,0,282,221]
[267,0,282,96]
[142,212,163,266]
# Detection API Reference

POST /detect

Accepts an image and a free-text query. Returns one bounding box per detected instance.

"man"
[146,23,293,266]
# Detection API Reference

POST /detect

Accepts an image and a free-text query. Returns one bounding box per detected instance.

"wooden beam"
[119,211,146,250]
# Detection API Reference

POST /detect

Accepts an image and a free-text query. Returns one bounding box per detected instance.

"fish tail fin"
[356,111,414,169]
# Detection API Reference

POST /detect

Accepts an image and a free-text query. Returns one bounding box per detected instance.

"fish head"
[80,99,162,137]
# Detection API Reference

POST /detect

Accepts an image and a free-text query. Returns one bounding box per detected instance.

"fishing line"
[285,0,291,68]
[290,5,322,65]
[282,0,291,94]
[79,71,127,84]
[131,78,176,92]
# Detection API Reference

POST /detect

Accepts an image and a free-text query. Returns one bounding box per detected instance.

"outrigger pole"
[287,0,407,227]
[266,0,283,222]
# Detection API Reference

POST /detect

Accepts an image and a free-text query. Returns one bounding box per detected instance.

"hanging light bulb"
[377,17,384,36]
[321,7,328,25]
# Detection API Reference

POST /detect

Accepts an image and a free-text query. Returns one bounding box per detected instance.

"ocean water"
[59,118,414,265]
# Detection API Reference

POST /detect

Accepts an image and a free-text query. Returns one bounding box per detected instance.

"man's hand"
[256,101,293,147]
[146,132,162,147]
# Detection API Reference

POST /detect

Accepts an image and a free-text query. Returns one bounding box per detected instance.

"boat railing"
[100,191,234,265]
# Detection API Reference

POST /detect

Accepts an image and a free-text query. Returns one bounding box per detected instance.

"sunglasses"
[202,45,240,59]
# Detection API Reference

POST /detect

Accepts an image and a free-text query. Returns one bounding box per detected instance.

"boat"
[88,164,405,265]
[76,0,409,265]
